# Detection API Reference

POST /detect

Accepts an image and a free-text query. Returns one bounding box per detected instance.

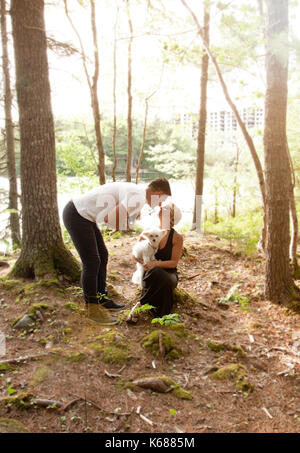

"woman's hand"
[133,255,144,265]
[143,260,159,271]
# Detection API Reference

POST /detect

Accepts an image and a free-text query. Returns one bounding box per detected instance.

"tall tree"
[64,0,106,185]
[126,0,133,182]
[112,3,119,182]
[192,0,210,230]
[0,0,21,247]
[263,0,298,303]
[10,0,80,280]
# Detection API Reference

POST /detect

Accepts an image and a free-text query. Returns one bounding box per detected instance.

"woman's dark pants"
[62,201,108,304]
[140,267,178,317]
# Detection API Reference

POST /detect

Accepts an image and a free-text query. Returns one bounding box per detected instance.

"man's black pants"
[62,200,108,303]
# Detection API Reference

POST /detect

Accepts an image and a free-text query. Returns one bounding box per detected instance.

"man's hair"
[147,178,171,195]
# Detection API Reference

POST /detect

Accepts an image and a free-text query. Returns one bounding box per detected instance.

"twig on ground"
[69,392,131,416]
[34,398,64,409]
[262,407,273,419]
[0,353,51,365]
[60,398,82,412]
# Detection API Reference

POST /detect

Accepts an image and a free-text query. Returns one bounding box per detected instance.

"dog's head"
[142,228,167,248]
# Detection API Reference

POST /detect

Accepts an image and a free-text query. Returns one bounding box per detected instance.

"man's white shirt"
[72,182,147,228]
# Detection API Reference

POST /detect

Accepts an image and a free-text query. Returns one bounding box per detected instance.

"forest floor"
[0,232,300,434]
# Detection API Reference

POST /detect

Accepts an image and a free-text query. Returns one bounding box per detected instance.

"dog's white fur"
[131,228,167,288]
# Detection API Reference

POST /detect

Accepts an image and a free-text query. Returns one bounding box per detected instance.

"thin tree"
[64,0,106,185]
[232,142,240,218]
[263,0,299,303]
[10,0,80,280]
[192,0,210,230]
[112,3,119,182]
[0,0,20,247]
[126,0,133,182]
[135,64,163,184]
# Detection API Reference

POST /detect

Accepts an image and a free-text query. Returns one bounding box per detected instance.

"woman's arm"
[143,233,183,271]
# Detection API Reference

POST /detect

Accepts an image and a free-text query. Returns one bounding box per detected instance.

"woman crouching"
[127,202,183,324]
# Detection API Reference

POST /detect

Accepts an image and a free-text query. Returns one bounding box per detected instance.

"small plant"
[133,304,155,315]
[152,313,180,327]
[7,385,17,395]
[218,284,250,312]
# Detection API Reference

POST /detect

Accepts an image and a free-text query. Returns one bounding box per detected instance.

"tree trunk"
[135,98,149,184]
[90,0,105,185]
[264,0,295,303]
[192,1,210,230]
[126,0,133,182]
[214,187,218,224]
[10,0,80,281]
[232,143,240,218]
[0,0,21,247]
[112,4,119,182]
[285,141,299,275]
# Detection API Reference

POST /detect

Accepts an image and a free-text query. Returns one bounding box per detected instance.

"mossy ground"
[88,330,133,364]
[0,233,299,433]
[141,329,185,360]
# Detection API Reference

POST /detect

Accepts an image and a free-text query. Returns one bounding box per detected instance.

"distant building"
[173,106,264,138]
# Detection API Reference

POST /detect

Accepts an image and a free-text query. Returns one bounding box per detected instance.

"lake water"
[0,177,197,252]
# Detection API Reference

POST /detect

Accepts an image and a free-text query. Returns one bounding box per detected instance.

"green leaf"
[7,385,17,395]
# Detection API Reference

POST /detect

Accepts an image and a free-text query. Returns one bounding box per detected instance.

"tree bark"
[10,0,80,281]
[264,0,295,303]
[112,4,119,182]
[192,1,210,230]
[90,0,105,185]
[232,143,240,218]
[0,0,21,247]
[126,0,133,182]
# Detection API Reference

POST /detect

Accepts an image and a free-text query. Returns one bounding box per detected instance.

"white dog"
[132,228,167,288]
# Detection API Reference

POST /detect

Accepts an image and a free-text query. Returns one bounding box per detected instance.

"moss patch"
[159,375,193,400]
[212,363,254,393]
[0,363,13,372]
[0,393,34,409]
[102,346,131,364]
[212,363,244,380]
[28,303,49,317]
[0,418,30,433]
[207,340,227,352]
[115,379,135,391]
[173,287,196,306]
[207,340,246,357]
[0,278,21,293]
[65,352,85,363]
[141,330,184,359]
[88,330,133,364]
[286,301,300,315]
[29,366,49,387]
[168,323,189,338]
[64,301,83,313]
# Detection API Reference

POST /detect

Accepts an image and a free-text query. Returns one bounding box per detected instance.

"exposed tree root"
[9,243,81,283]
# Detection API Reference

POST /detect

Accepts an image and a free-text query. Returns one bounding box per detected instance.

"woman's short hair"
[147,178,172,196]
[159,201,182,228]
